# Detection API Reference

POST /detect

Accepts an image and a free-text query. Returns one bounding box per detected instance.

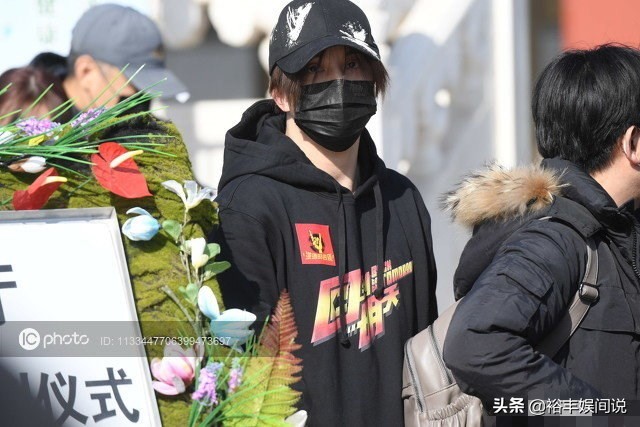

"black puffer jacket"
[442,158,640,404]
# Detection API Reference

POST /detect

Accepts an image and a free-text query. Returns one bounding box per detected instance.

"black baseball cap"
[269,0,381,75]
[70,4,189,102]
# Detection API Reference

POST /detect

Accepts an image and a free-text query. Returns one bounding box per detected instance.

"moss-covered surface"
[0,115,220,426]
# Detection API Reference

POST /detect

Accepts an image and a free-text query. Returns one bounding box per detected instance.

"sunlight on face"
[301,46,373,86]
[91,62,138,109]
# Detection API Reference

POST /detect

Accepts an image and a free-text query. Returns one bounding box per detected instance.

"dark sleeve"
[208,206,281,323]
[413,188,438,323]
[442,221,601,404]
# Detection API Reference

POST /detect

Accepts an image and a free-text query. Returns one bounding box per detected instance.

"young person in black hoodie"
[210,0,438,425]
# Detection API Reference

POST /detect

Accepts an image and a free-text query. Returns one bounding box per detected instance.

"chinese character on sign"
[0,264,17,324]
[51,372,89,424]
[86,368,140,422]
[20,368,140,424]
[20,372,90,425]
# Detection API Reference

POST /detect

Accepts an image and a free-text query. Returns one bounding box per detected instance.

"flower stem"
[188,403,205,427]
[181,248,193,284]
[161,285,198,334]
[180,208,194,284]
[64,176,93,198]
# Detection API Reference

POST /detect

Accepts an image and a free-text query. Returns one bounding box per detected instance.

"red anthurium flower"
[91,142,151,198]
[13,168,67,210]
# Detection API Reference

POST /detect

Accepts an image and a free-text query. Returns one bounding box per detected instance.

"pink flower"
[16,117,59,136]
[150,342,203,395]
[192,362,224,405]
[71,107,105,127]
[227,357,243,394]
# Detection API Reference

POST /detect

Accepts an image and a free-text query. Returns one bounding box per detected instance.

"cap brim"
[123,65,190,103]
[275,35,381,74]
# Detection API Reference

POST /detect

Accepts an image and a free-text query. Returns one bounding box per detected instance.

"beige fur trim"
[442,164,566,227]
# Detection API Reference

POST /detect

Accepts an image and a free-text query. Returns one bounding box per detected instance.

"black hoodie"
[211,100,438,426]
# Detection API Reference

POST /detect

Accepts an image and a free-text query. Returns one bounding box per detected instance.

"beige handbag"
[402,234,599,427]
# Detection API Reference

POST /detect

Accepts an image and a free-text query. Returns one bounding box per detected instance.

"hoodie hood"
[445,159,622,300]
[219,99,385,196]
[219,99,389,346]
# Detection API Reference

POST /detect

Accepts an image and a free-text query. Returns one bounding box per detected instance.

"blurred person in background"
[0,66,71,125]
[36,3,189,115]
[211,0,438,425]
[29,52,68,81]
[443,44,640,408]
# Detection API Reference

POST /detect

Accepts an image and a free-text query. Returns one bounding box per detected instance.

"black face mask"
[294,79,377,152]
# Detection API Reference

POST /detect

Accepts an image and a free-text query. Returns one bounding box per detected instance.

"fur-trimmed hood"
[446,163,569,300]
[442,164,566,228]
[448,158,634,300]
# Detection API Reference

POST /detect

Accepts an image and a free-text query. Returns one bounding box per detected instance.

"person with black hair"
[29,52,68,81]
[210,0,438,425]
[441,44,640,408]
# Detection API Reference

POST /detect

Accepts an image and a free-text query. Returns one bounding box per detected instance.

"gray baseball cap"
[71,3,189,102]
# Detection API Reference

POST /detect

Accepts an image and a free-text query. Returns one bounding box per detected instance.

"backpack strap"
[534,217,600,357]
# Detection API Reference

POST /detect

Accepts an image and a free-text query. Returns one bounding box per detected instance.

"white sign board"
[0,208,161,426]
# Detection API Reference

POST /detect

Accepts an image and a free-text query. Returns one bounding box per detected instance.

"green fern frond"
[221,290,302,426]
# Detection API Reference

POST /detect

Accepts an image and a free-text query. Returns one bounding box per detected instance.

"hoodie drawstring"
[335,179,385,347]
[373,181,385,300]
[334,183,350,347]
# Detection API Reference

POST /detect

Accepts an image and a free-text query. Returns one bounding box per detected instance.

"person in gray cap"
[61,3,189,111]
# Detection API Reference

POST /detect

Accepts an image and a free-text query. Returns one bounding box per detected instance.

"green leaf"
[204,243,221,259]
[184,283,199,305]
[203,261,230,281]
[162,220,182,242]
[178,283,199,306]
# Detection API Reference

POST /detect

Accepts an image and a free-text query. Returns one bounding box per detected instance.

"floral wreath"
[0,70,306,426]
